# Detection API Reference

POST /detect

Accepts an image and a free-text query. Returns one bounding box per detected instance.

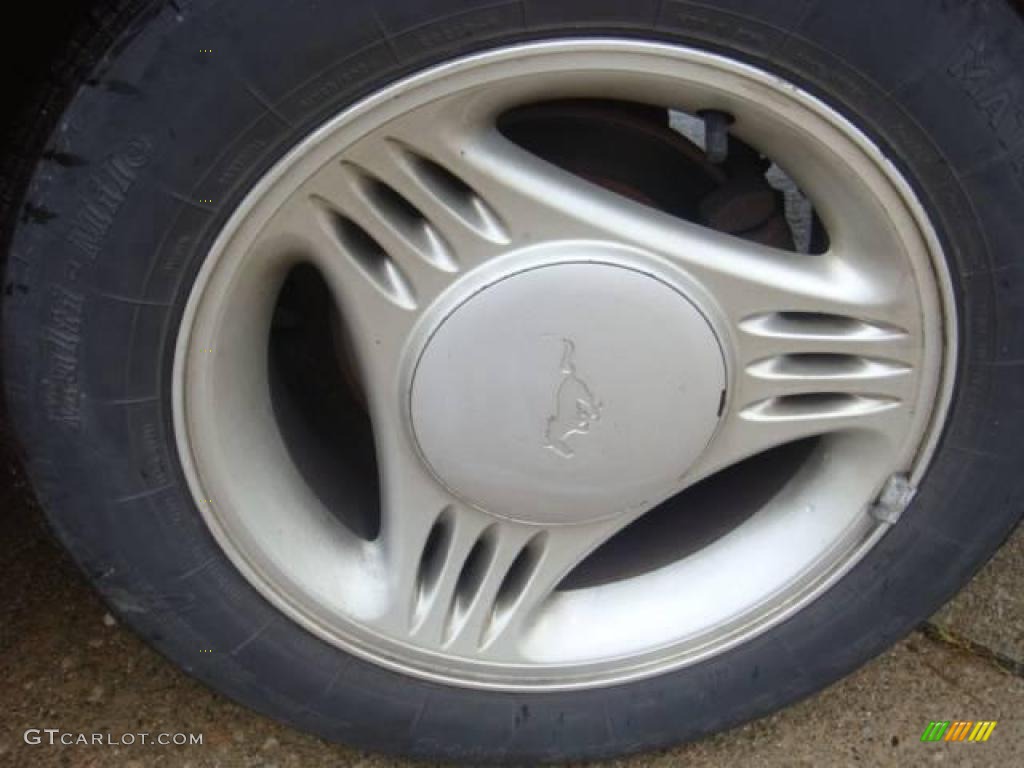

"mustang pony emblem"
[544,339,602,459]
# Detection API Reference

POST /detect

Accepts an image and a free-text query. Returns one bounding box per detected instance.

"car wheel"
[4,0,1023,762]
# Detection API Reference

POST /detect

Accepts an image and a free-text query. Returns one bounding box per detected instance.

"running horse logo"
[544,339,602,459]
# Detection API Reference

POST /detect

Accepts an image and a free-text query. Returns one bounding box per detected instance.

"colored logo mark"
[920,721,997,742]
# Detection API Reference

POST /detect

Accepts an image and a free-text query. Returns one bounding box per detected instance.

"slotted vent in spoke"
[343,162,458,272]
[390,140,510,244]
[410,516,549,649]
[312,196,416,309]
[741,393,902,422]
[444,527,498,645]
[483,532,547,648]
[740,312,909,342]
[412,508,455,628]
[740,312,912,421]
[746,353,911,382]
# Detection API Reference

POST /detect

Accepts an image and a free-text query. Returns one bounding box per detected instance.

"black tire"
[3,1,1023,763]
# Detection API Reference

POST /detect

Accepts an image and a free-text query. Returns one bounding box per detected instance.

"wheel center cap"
[410,262,726,525]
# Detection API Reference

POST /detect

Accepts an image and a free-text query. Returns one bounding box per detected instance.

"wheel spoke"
[311,161,459,290]
[422,123,919,328]
[378,481,625,657]
[283,170,459,309]
[475,521,623,657]
[403,508,530,650]
[341,133,512,262]
[679,312,921,491]
[313,91,908,333]
[374,96,618,251]
[741,351,914,403]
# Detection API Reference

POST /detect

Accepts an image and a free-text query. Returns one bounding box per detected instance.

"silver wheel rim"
[173,40,957,691]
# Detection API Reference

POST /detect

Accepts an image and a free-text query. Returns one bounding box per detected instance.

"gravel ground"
[1,413,1021,767]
